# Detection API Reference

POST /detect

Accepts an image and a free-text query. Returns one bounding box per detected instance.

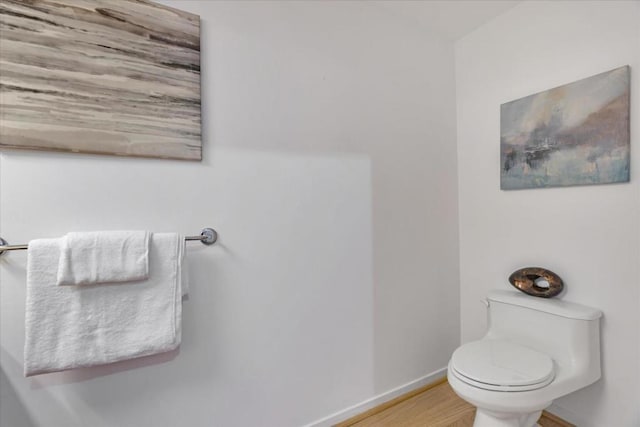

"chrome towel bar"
[0,228,218,256]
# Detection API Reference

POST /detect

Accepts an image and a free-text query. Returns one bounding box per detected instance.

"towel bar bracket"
[0,228,218,256]
[0,237,28,256]
[184,228,217,245]
[197,228,218,245]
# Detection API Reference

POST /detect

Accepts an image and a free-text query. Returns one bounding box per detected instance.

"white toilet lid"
[451,340,554,391]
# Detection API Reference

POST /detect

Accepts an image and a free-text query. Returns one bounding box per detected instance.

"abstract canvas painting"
[500,66,630,190]
[0,0,201,160]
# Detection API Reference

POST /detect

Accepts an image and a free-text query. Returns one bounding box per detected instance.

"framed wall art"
[0,0,201,160]
[501,66,630,190]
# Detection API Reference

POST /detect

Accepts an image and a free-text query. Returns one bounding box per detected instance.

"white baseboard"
[303,367,448,427]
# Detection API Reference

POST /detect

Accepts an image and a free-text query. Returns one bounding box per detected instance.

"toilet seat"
[451,339,555,392]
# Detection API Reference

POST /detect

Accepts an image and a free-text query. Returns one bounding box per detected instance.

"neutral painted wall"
[0,1,459,426]
[455,1,640,426]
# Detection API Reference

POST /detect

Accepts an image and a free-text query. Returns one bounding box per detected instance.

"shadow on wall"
[0,147,376,427]
[197,1,460,393]
[26,350,180,389]
[1,362,36,427]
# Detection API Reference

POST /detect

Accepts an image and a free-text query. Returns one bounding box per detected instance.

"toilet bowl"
[447,290,602,427]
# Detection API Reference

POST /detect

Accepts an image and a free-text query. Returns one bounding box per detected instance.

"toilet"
[448,290,602,427]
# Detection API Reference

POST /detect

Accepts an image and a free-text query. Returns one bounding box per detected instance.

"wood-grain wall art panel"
[0,0,201,160]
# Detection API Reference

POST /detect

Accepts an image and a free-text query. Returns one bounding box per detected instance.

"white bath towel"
[56,230,150,286]
[24,233,186,377]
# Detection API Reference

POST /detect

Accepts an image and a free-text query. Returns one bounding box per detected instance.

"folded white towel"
[24,233,186,376]
[56,230,150,286]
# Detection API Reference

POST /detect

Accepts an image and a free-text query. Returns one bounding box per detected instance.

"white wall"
[0,1,459,426]
[455,1,640,426]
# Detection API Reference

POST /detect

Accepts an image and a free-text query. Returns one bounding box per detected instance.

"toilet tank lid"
[487,290,603,320]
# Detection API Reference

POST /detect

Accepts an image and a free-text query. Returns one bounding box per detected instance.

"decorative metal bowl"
[508,267,564,298]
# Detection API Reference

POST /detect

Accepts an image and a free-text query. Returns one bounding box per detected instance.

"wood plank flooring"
[338,380,574,427]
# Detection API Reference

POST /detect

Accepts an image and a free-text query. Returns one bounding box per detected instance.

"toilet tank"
[485,290,602,382]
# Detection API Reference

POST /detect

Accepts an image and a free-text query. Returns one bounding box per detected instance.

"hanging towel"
[24,233,186,377]
[56,230,150,286]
